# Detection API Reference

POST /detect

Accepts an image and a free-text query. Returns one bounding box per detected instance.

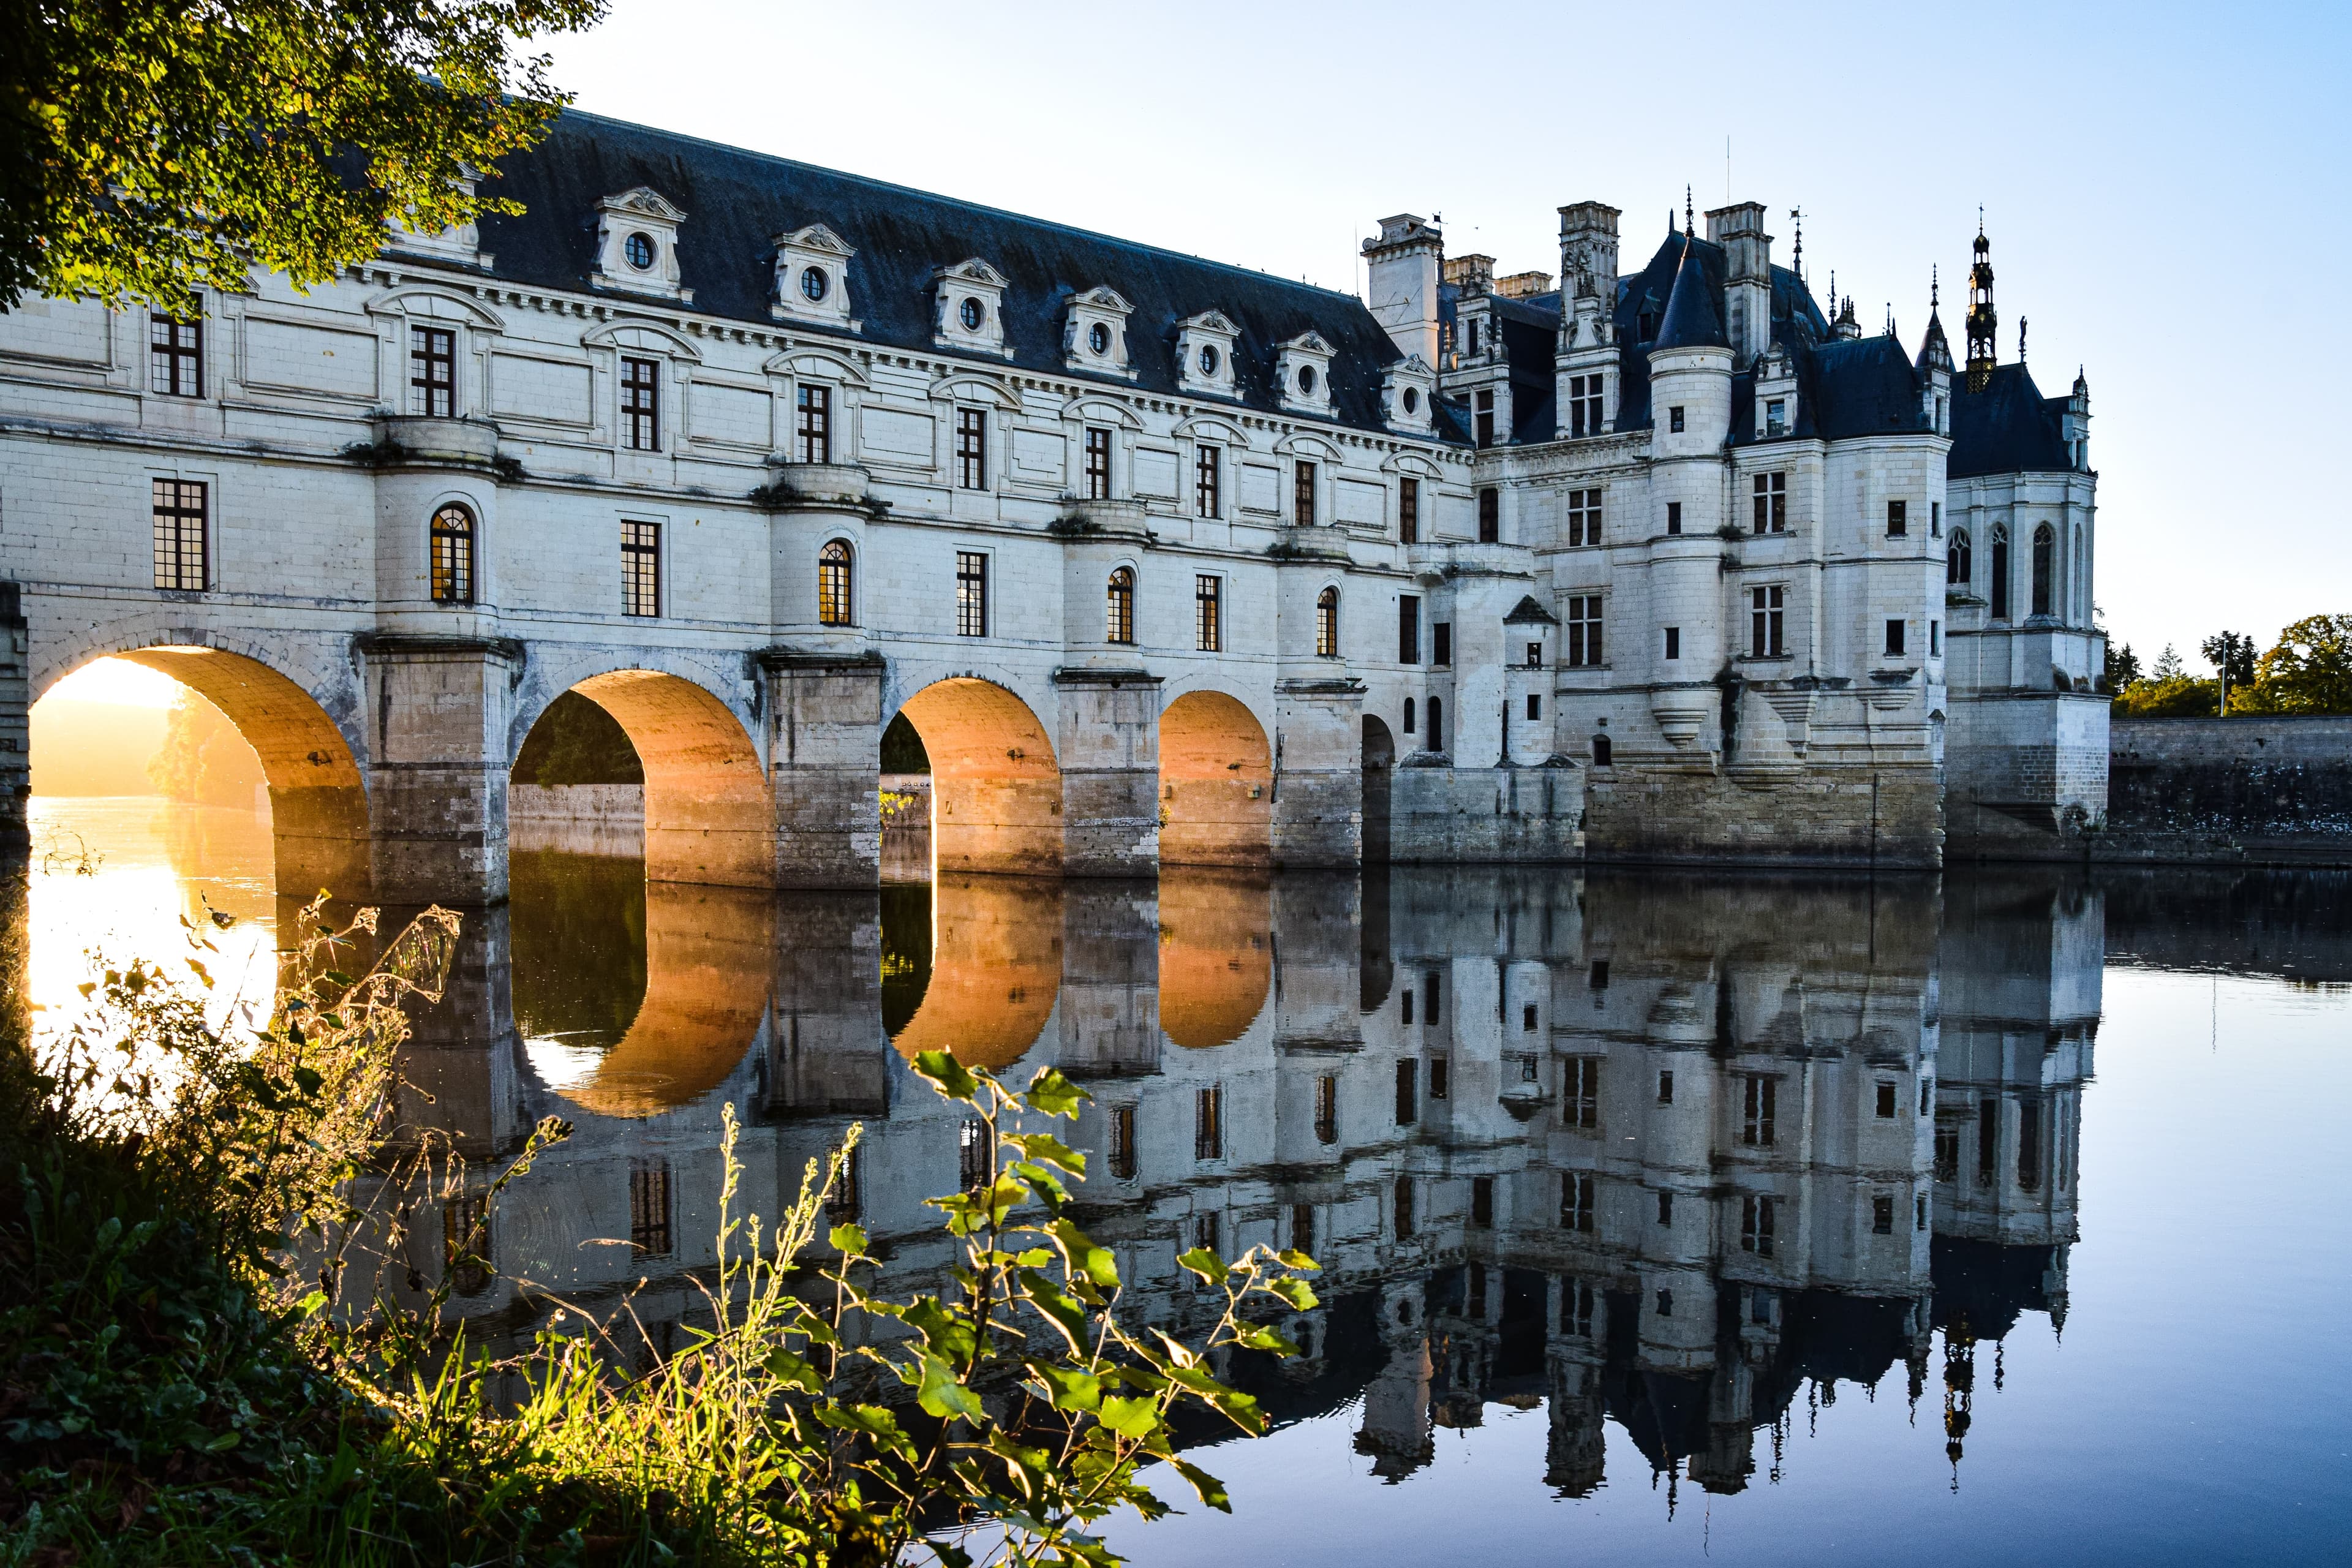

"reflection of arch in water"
[895,678,1060,876]
[37,639,370,900]
[1157,868,1272,1049]
[524,875,774,1117]
[888,873,1061,1069]
[1159,690,1273,868]
[513,667,771,889]
[1362,715,1396,866]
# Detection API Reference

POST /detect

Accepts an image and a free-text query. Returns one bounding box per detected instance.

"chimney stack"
[1362,214,1444,368]
[1556,202,1621,312]
[1705,202,1773,364]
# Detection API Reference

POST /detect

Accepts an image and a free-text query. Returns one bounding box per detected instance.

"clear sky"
[527,0,2343,669]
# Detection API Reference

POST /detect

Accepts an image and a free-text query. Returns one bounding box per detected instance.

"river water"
[20,797,2352,1566]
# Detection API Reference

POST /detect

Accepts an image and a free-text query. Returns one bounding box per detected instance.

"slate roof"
[468,110,1444,441]
[1652,238,1728,350]
[1948,362,2074,477]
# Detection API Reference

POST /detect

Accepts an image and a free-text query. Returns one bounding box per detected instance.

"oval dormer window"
[624,232,657,271]
[960,296,985,331]
[1198,344,1220,378]
[1088,321,1110,356]
[1402,386,1420,414]
[801,266,829,302]
[1298,365,1317,396]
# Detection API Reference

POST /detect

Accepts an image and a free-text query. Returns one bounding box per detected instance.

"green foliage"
[0,1,606,312]
[2201,631,2257,690]
[2112,674,2220,718]
[4,900,1310,1564]
[513,692,644,786]
[881,712,932,775]
[2103,641,2141,692]
[2230,614,2352,715]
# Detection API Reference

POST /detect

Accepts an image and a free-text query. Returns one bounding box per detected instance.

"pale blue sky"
[541,1,2348,669]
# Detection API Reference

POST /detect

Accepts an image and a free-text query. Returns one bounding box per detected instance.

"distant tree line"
[2107,614,2352,718]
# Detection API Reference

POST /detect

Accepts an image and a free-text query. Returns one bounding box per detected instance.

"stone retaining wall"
[2097,717,2352,867]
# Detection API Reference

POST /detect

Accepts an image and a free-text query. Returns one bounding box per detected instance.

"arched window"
[1989,525,2011,620]
[1947,527,1972,587]
[429,503,474,605]
[1428,696,1444,750]
[1403,697,1417,736]
[818,540,854,626]
[2031,523,2055,618]
[2071,523,2084,622]
[1105,566,1135,644]
[1315,586,1340,658]
[1592,733,1613,767]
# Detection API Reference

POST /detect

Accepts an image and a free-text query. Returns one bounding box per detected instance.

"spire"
[1652,236,1727,351]
[1685,185,1695,235]
[1668,206,1677,235]
[1790,208,1804,281]
[1931,264,1939,307]
[1964,215,1997,391]
[2019,315,2028,362]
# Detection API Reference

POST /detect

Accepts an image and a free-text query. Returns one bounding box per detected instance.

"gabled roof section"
[1653,239,1728,351]
[472,109,1450,440]
[1916,309,1953,374]
[1503,594,1559,625]
[1950,363,2073,477]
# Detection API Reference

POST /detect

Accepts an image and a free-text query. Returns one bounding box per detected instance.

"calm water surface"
[20,798,2352,1567]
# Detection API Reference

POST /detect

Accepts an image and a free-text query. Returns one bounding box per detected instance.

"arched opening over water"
[511,669,771,889]
[1362,714,1397,867]
[1159,690,1273,869]
[893,678,1061,877]
[884,873,1062,1069]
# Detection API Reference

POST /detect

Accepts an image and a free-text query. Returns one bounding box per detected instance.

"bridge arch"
[893,676,1061,876]
[1159,687,1273,867]
[887,873,1061,1069]
[510,656,770,889]
[34,630,370,902]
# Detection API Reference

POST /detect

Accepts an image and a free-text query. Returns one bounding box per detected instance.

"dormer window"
[1298,365,1317,396]
[1177,311,1240,398]
[1766,398,1788,437]
[590,187,690,302]
[933,258,1010,356]
[1063,286,1134,378]
[1403,387,1419,413]
[770,224,859,331]
[1381,355,1437,433]
[1276,331,1336,416]
[1567,374,1605,437]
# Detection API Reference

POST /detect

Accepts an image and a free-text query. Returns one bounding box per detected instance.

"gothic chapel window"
[1989,526,2012,619]
[1315,586,1340,658]
[818,540,854,626]
[1949,527,1972,587]
[430,504,475,605]
[2032,523,2055,617]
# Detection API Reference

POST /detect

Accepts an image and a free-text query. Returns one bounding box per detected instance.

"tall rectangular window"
[1196,444,1221,518]
[1567,373,1604,437]
[796,383,831,464]
[1394,1058,1417,1126]
[1314,1074,1338,1145]
[1432,622,1452,667]
[1559,1171,1594,1233]
[1472,1176,1494,1229]
[827,1142,861,1223]
[1477,486,1500,543]
[1398,475,1419,543]
[1664,625,1681,660]
[1566,595,1604,668]
[1563,1056,1600,1130]
[956,550,988,637]
[959,1118,995,1193]
[956,407,987,489]
[1430,1057,1450,1098]
[1877,1082,1899,1119]
[630,1159,674,1257]
[1422,971,1441,1025]
[1978,1098,1999,1188]
[1294,461,1317,525]
[151,478,208,591]
[1741,1194,1776,1256]
[1195,575,1222,652]
[2018,1100,2043,1191]
[621,520,661,617]
[1398,595,1420,664]
[1109,1104,1137,1181]
[1567,488,1602,547]
[1765,397,1787,436]
[1475,388,1496,447]
[1562,1279,1596,1336]
[409,326,456,418]
[1666,500,1683,535]
[1194,1086,1223,1161]
[1887,499,1909,537]
[148,314,203,397]
[1752,471,1787,533]
[1395,1176,1415,1238]
[1084,426,1112,500]
[1668,405,1686,433]
[1873,1194,1896,1234]
[1749,585,1785,657]
[1886,618,1907,657]
[620,356,661,451]
[1742,1074,1777,1147]
[1292,1202,1316,1256]
[1657,1190,1674,1227]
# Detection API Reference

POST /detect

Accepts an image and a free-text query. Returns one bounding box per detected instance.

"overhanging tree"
[0,0,605,313]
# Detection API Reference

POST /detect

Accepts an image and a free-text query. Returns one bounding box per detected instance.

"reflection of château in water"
[382,858,2096,1495]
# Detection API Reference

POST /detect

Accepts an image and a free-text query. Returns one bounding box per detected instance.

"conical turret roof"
[1652,238,1727,352]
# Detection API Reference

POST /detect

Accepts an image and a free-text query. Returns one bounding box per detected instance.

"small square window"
[1877,1082,1898,1118]
[1886,619,1907,657]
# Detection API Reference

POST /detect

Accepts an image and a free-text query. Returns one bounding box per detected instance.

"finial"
[2019,316,2028,361]
[1686,186,1695,234]
[1668,206,1676,235]
[1791,207,1804,279]
[1931,264,1939,309]
[1977,204,1984,235]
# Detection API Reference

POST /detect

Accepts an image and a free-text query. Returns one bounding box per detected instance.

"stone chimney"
[1362,214,1444,368]
[1556,202,1620,309]
[1705,202,1773,364]
[1442,253,1496,294]
[1494,270,1555,301]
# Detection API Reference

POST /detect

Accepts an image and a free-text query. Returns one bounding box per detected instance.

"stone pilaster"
[1053,667,1161,878]
[0,583,26,853]
[763,889,889,1118]
[356,632,522,906]
[760,647,883,889]
[1272,676,1365,867]
[1056,880,1159,1078]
